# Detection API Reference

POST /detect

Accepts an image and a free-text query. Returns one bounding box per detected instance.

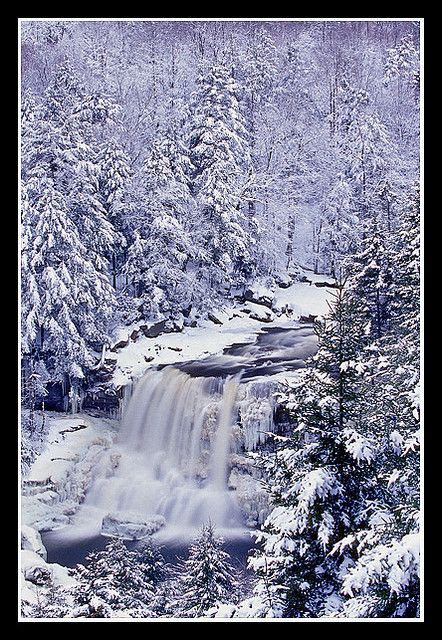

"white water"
[50,325,318,546]
[74,367,244,536]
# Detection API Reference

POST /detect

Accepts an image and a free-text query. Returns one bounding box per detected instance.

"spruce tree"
[178,523,238,617]
[246,283,379,617]
[71,539,154,616]
[332,184,420,618]
[189,63,253,292]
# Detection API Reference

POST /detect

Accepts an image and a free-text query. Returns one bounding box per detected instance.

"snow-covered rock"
[244,302,275,323]
[244,285,275,308]
[22,413,118,532]
[274,271,293,289]
[101,512,166,540]
[21,525,47,561]
[21,550,52,585]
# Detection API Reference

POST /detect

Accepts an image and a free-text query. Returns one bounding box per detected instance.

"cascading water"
[77,366,244,535]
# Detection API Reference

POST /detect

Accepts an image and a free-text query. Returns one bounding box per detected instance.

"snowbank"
[22,413,118,531]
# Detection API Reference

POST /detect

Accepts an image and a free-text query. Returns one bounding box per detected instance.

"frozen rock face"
[101,512,165,540]
[21,525,47,561]
[228,468,271,528]
[22,415,118,533]
[237,379,278,451]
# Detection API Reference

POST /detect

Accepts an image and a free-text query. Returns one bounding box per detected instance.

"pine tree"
[71,539,154,616]
[22,176,107,382]
[98,140,132,226]
[189,63,253,291]
[322,174,358,277]
[332,184,420,618]
[122,132,198,319]
[246,283,380,617]
[41,57,84,125]
[241,26,278,129]
[178,523,238,617]
[137,540,166,586]
[336,79,392,221]
[21,60,118,394]
[345,214,394,340]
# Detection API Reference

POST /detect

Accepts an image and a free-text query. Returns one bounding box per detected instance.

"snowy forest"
[20,19,421,620]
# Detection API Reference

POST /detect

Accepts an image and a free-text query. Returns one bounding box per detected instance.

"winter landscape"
[20,19,421,620]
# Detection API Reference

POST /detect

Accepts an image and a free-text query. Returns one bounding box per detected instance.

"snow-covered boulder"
[21,550,52,586]
[244,285,274,309]
[101,512,165,540]
[21,525,47,561]
[274,271,293,289]
[142,320,168,338]
[207,308,232,325]
[244,302,274,323]
[110,326,131,351]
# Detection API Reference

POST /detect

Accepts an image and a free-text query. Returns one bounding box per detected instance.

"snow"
[22,412,118,531]
[21,524,47,560]
[26,413,117,485]
[273,272,335,317]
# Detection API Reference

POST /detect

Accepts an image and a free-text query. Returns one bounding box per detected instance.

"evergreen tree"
[345,214,394,340]
[98,140,132,226]
[71,538,154,616]
[21,59,118,394]
[189,63,253,291]
[321,174,358,277]
[332,184,420,618]
[336,79,392,221]
[123,132,198,318]
[22,175,113,384]
[41,57,84,125]
[245,284,381,617]
[178,523,238,617]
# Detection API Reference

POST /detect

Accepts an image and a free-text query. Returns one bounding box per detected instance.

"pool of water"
[42,528,256,571]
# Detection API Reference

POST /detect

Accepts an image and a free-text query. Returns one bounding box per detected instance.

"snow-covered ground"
[111,272,335,387]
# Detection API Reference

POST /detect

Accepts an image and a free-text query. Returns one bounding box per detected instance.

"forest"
[20,19,420,620]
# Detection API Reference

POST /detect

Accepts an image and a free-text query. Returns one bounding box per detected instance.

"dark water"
[42,530,255,572]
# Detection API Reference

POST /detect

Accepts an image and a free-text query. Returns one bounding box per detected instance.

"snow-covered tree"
[122,132,197,318]
[244,283,375,617]
[345,215,393,340]
[41,57,84,125]
[177,523,238,617]
[189,63,254,291]
[336,80,392,220]
[98,140,132,224]
[21,175,115,386]
[71,539,155,616]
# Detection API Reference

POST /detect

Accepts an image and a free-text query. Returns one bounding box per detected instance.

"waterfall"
[81,366,243,533]
[211,375,241,489]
